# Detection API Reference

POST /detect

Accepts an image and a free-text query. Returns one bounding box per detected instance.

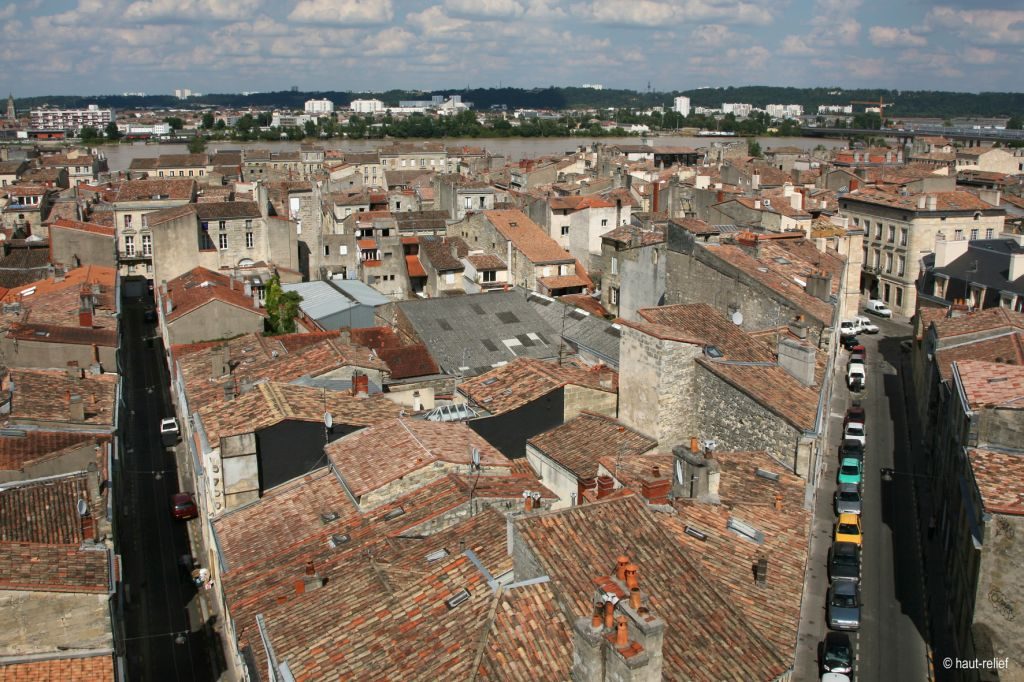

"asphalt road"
[115,292,216,682]
[794,313,929,681]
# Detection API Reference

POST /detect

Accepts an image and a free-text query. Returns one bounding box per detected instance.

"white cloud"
[868,26,927,47]
[124,0,263,21]
[289,0,393,25]
[524,0,566,19]
[363,27,417,56]
[0,4,16,20]
[926,7,1024,45]
[961,46,998,64]
[688,24,740,49]
[443,0,525,18]
[406,6,470,37]
[574,0,773,27]
[780,35,817,56]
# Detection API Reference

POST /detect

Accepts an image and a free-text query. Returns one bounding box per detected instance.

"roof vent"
[329,533,350,547]
[382,507,406,521]
[755,468,780,482]
[684,526,708,541]
[445,588,471,609]
[320,511,340,524]
[425,548,449,563]
[705,346,724,359]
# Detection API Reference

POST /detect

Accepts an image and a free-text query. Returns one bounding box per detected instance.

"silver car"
[834,483,862,515]
[828,580,861,631]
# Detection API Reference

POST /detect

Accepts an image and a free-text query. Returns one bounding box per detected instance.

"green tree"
[80,126,101,142]
[264,275,302,334]
[304,119,318,138]
[105,122,121,140]
[201,112,215,129]
[747,139,762,157]
[164,116,184,131]
[1007,116,1023,130]
[215,118,226,130]
[187,135,207,153]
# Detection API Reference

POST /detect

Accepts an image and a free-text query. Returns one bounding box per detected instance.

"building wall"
[166,301,264,345]
[114,198,192,277]
[0,337,116,372]
[255,420,352,494]
[49,226,115,269]
[525,444,576,509]
[563,384,617,421]
[600,241,667,320]
[0,442,98,483]
[694,364,804,474]
[618,326,701,444]
[972,513,1024,676]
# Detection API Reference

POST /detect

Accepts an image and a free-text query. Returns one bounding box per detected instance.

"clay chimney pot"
[624,564,639,590]
[690,436,699,453]
[305,560,315,576]
[604,600,615,629]
[591,611,603,629]
[615,555,630,581]
[615,617,629,648]
[629,587,641,610]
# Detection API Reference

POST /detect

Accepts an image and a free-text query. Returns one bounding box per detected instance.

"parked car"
[840,335,861,351]
[834,513,863,545]
[843,421,866,446]
[821,632,854,675]
[846,363,866,391]
[822,674,852,682]
[838,440,864,464]
[849,344,866,364]
[837,458,863,487]
[839,320,858,338]
[828,580,862,630]
[160,417,180,446]
[853,315,879,334]
[844,403,866,428]
[834,483,862,515]
[865,299,893,317]
[171,492,198,520]
[143,308,157,323]
[828,541,861,582]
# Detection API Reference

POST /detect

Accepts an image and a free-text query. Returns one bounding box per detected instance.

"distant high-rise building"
[673,96,690,117]
[581,83,604,90]
[30,104,113,132]
[174,88,192,100]
[304,99,335,115]
[6,93,15,121]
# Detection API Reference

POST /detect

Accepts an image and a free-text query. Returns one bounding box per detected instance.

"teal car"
[837,457,863,486]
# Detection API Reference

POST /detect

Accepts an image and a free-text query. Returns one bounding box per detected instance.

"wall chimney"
[751,173,760,191]
[69,393,85,422]
[672,444,719,501]
[78,289,94,328]
[848,178,859,192]
[210,345,230,380]
[777,337,816,386]
[916,195,927,210]
[596,475,614,499]
[351,372,369,397]
[755,557,768,585]
[933,231,969,269]
[926,194,937,211]
[1009,251,1024,282]
[805,270,833,302]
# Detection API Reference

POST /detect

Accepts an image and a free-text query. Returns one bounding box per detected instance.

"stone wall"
[973,513,1024,679]
[166,300,264,346]
[618,326,701,444]
[49,225,115,269]
[563,385,617,421]
[0,337,116,373]
[694,363,803,473]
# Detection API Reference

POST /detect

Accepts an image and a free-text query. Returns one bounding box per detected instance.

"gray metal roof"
[523,291,620,368]
[930,238,1024,295]
[329,279,391,306]
[282,281,358,321]
[396,289,560,376]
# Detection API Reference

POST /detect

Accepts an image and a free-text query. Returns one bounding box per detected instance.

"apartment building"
[30,104,113,132]
[112,178,196,279]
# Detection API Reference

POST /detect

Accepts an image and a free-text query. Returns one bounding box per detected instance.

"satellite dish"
[471,447,480,468]
[731,310,744,326]
[76,499,89,517]
[323,411,333,430]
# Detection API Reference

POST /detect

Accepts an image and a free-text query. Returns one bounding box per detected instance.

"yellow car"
[834,513,863,546]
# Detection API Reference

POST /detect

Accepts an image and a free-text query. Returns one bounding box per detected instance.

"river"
[94,135,848,172]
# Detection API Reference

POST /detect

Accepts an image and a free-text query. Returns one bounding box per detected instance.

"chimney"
[596,475,615,499]
[165,296,174,315]
[69,393,85,422]
[926,194,937,211]
[351,372,369,397]
[1009,251,1024,282]
[805,270,833,302]
[695,175,710,190]
[753,199,761,210]
[933,231,969,268]
[979,189,1001,207]
[243,281,252,297]
[715,190,724,204]
[848,178,859,192]
[301,560,324,592]
[755,557,768,585]
[80,508,96,542]
[78,289,94,328]
[778,337,816,386]
[751,173,760,191]
[86,461,102,504]
[210,345,230,380]
[672,444,719,501]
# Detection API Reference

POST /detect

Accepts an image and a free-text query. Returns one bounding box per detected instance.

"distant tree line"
[14,86,1024,120]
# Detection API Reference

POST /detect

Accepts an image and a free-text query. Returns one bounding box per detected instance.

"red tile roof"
[968,448,1024,516]
[8,369,117,426]
[538,274,589,291]
[0,431,101,472]
[954,360,1024,409]
[935,332,1024,381]
[528,412,656,479]
[326,418,511,500]
[48,218,116,237]
[113,177,195,202]
[843,188,996,212]
[557,293,608,317]
[376,343,439,379]
[483,210,574,264]
[466,253,506,270]
[6,322,117,348]
[931,307,1024,340]
[164,266,266,322]
[405,254,426,278]
[458,357,616,415]
[0,654,114,681]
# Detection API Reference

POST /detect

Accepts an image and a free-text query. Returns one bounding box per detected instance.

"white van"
[864,300,892,318]
[846,362,866,391]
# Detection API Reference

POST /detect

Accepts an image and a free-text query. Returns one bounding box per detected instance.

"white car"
[839,320,858,338]
[864,299,892,318]
[846,362,866,391]
[843,421,866,446]
[160,417,180,446]
[853,316,879,334]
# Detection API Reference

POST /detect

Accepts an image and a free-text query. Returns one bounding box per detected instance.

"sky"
[2,0,1023,97]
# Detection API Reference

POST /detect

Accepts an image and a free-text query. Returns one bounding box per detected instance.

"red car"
[844,404,866,428]
[171,492,198,520]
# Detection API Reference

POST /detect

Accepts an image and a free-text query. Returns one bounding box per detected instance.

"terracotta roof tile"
[458,357,616,415]
[528,412,656,479]
[968,448,1024,516]
[931,307,1024,340]
[418,236,466,272]
[6,322,117,348]
[48,218,116,237]
[955,359,1024,408]
[376,344,439,379]
[405,254,427,278]
[113,177,195,202]
[0,654,114,681]
[698,359,819,431]
[843,188,997,212]
[538,274,589,290]
[557,293,608,318]
[934,332,1024,381]
[638,303,775,362]
[0,431,101,472]
[483,210,574,264]
[8,369,117,427]
[326,418,511,500]
[466,253,506,270]
[165,267,266,322]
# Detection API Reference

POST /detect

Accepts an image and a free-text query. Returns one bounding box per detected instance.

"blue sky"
[3,0,1023,96]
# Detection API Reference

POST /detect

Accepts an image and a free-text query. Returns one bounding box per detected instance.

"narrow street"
[115,290,218,682]
[794,313,929,680]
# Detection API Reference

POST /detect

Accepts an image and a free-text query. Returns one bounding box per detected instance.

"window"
[142,234,152,256]
[124,235,135,257]
[887,225,895,243]
[339,245,348,256]
[219,220,227,231]
[324,244,330,256]
[482,270,496,283]
[611,257,618,275]
[419,159,426,168]
[395,201,401,210]
[445,272,455,284]
[897,255,905,277]
[464,197,473,209]
[246,232,254,249]
[900,227,908,246]
[124,214,133,229]
[970,228,978,240]
[245,219,252,230]
[561,226,570,236]
[601,219,608,227]
[874,223,882,240]
[852,217,860,227]
[610,287,619,305]
[885,252,893,273]
[954,229,963,240]
[158,171,164,178]
[189,170,194,177]
[872,249,880,268]
[218,233,228,250]
[895,287,904,308]
[986,228,994,239]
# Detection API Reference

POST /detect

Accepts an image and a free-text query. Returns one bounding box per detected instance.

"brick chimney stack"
[78,287,94,328]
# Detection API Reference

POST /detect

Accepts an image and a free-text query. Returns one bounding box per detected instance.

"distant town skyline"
[2,0,1023,97]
